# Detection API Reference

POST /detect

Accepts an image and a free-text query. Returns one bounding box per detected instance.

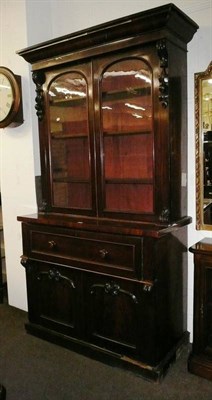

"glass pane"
[102,59,152,134]
[105,184,153,213]
[101,58,153,214]
[48,72,91,209]
[104,135,153,180]
[202,77,212,223]
[202,78,212,134]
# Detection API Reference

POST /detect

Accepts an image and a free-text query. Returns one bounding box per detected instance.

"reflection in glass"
[101,59,152,134]
[202,78,212,223]
[101,58,153,213]
[202,79,212,132]
[48,72,92,209]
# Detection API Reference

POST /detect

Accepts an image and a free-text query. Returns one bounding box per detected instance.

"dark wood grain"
[17,4,198,381]
[189,239,212,381]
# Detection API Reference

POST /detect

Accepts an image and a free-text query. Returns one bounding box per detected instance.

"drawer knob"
[99,249,109,259]
[48,240,57,250]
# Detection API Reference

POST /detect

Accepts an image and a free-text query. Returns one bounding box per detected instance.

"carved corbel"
[38,200,49,213]
[20,255,29,268]
[156,40,169,108]
[20,255,34,273]
[159,207,170,223]
[32,71,46,121]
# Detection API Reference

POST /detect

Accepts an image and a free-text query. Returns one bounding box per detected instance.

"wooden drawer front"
[27,227,142,279]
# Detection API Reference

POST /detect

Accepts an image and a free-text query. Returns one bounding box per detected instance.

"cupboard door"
[205,265,212,354]
[84,273,155,362]
[26,261,80,337]
[45,63,96,215]
[193,256,212,356]
[95,52,154,219]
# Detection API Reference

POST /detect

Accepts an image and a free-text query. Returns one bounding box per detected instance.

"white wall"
[0,0,52,309]
[0,0,36,310]
[0,0,211,340]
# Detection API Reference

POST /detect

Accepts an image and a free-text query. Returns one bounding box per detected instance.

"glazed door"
[44,63,96,216]
[41,46,170,220]
[94,46,169,222]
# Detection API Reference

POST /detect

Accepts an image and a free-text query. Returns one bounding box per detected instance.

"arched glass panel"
[48,72,91,209]
[101,58,153,213]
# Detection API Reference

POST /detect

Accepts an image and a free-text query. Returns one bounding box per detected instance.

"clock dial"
[0,67,23,128]
[0,73,14,122]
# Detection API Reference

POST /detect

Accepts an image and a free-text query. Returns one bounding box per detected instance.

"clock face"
[0,73,14,122]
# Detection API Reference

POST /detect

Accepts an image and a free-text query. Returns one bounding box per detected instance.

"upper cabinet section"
[18,4,198,225]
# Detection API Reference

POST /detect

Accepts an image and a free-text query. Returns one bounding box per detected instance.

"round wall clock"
[0,66,23,128]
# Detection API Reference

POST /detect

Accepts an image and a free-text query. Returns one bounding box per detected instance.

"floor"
[1,303,212,400]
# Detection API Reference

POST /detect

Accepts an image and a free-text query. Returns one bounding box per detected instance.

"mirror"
[196,61,212,229]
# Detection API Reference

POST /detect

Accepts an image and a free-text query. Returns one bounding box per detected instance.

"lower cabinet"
[20,221,189,381]
[24,260,154,360]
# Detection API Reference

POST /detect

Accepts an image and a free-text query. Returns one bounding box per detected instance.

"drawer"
[24,225,143,279]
